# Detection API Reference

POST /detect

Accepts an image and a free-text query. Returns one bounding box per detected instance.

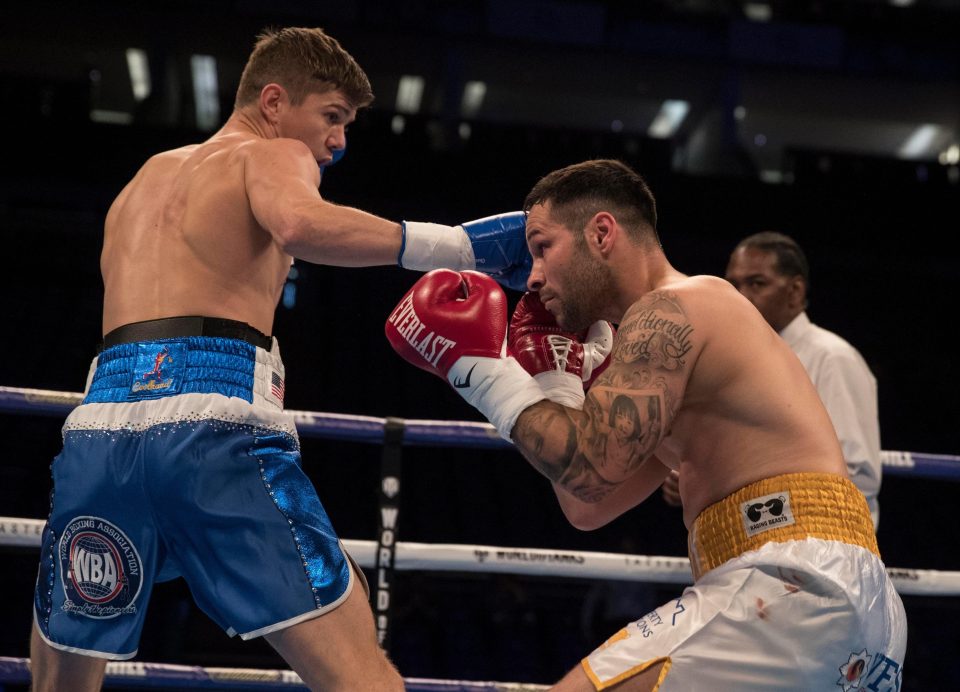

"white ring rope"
[3,516,957,597]
[2,386,956,691]
[0,655,550,690]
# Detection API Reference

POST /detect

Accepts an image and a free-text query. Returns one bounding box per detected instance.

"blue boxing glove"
[399,212,531,292]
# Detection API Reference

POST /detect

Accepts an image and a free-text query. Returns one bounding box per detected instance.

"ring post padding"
[375,417,405,650]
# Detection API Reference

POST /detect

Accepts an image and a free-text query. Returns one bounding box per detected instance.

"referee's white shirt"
[780,311,882,529]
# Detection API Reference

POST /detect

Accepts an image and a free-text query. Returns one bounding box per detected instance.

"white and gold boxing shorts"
[582,473,907,691]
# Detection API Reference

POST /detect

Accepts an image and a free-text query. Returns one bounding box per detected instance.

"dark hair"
[734,231,809,285]
[523,159,660,246]
[608,394,640,428]
[235,27,374,110]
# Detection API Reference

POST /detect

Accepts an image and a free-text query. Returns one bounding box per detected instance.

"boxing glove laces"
[508,292,615,409]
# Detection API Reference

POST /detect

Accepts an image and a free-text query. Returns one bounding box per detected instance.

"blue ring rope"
[1,385,957,480]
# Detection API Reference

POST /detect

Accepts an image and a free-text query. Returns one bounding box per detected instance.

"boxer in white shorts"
[384,159,908,690]
[583,473,905,690]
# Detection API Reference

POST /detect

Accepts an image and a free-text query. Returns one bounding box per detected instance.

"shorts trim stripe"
[236,563,354,640]
[582,655,671,691]
[32,612,138,661]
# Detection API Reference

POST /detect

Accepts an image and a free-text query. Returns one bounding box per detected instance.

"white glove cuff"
[534,370,585,410]
[581,321,614,382]
[447,356,546,440]
[400,221,476,271]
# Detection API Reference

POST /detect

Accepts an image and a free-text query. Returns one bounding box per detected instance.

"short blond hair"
[235,27,374,109]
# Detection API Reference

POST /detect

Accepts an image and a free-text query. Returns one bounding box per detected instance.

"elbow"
[552,480,616,531]
[272,215,310,255]
[560,503,611,532]
[271,198,333,256]
[569,517,605,532]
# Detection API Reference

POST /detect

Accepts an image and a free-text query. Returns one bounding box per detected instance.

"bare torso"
[101,131,292,337]
[649,275,846,525]
[517,273,847,530]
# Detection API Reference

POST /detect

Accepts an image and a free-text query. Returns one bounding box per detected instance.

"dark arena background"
[1,1,959,689]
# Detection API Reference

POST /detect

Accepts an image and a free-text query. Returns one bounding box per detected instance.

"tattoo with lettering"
[513,290,696,505]
[613,291,693,371]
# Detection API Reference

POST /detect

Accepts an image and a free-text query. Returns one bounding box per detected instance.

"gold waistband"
[688,472,878,581]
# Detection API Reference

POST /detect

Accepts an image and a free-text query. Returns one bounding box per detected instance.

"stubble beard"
[555,247,615,332]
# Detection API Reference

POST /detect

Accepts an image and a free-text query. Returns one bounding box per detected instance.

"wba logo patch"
[58,516,143,618]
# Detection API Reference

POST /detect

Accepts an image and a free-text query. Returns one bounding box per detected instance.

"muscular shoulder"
[242,137,315,164]
[613,283,702,373]
[239,137,320,186]
[132,144,199,179]
[665,274,742,304]
[613,275,764,378]
[149,143,200,162]
[624,275,747,325]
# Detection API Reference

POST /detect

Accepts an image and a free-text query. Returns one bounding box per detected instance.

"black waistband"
[101,316,273,351]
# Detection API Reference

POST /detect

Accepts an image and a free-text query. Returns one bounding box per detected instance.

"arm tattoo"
[513,290,695,504]
[513,404,578,483]
[613,291,693,371]
[513,403,618,503]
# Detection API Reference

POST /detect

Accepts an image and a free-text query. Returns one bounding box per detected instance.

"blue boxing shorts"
[34,331,358,660]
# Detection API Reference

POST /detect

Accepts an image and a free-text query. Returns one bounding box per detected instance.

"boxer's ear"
[259,83,287,124]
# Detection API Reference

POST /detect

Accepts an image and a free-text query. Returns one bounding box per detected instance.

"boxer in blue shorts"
[35,327,360,657]
[30,26,530,692]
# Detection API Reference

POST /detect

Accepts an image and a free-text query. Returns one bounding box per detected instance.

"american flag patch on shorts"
[270,371,285,403]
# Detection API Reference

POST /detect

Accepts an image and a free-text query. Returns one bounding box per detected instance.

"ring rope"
[1,386,958,479]
[3,516,957,596]
[2,386,955,690]
[0,656,549,691]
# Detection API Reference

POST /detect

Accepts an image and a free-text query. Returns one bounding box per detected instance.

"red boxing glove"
[508,292,615,409]
[385,269,545,439]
